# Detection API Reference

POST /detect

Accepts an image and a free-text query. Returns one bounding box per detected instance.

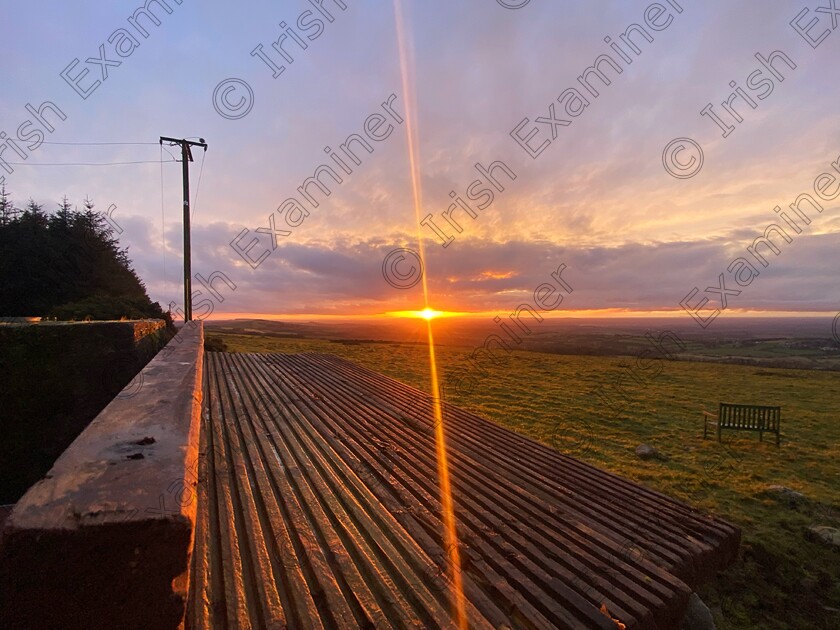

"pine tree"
[50,196,73,232]
[0,185,16,225]
[0,193,168,322]
[21,199,47,226]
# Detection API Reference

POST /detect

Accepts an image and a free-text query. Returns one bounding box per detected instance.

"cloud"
[119,211,840,314]
[3,0,839,315]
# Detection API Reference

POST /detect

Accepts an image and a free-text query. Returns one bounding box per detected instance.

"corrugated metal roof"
[189,352,739,629]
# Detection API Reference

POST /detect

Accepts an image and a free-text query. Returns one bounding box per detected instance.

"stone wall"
[0,321,203,630]
[0,320,171,503]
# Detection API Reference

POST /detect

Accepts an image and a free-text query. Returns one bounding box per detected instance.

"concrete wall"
[0,320,170,503]
[0,321,204,630]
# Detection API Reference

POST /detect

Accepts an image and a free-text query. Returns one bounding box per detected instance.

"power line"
[161,146,178,161]
[191,150,206,221]
[4,159,176,166]
[38,141,159,146]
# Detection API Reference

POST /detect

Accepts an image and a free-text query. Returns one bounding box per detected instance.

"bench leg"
[760,430,763,442]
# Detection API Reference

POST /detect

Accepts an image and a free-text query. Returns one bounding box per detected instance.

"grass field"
[210,332,840,629]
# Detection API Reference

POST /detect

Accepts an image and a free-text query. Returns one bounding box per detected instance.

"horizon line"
[199,308,839,322]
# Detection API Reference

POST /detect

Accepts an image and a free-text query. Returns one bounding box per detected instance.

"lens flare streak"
[393,0,468,626]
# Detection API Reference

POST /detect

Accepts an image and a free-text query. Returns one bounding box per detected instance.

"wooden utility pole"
[159,136,207,321]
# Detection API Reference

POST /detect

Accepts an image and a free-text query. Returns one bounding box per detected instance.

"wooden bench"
[703,402,781,446]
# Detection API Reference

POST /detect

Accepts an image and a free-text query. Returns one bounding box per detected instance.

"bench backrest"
[719,403,780,431]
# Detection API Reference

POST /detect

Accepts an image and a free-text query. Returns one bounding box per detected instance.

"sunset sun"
[387,307,457,320]
[418,307,441,320]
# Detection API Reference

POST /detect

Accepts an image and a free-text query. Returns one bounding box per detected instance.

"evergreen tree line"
[0,187,169,322]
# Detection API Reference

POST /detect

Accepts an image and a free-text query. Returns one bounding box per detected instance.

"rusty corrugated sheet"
[189,352,739,629]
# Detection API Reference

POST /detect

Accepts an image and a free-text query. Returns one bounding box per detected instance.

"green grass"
[211,332,840,629]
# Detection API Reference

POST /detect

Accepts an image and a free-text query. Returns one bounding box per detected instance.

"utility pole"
[159,136,207,321]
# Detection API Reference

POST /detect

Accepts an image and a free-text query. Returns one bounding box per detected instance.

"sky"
[2,0,839,321]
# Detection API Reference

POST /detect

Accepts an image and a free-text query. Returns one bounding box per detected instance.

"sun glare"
[394,0,467,625]
[388,308,455,320]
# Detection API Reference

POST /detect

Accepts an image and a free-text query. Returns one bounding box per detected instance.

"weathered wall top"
[0,320,204,630]
[0,318,165,337]
[0,318,171,503]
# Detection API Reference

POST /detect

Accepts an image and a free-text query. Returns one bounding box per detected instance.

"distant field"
[211,331,840,629]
